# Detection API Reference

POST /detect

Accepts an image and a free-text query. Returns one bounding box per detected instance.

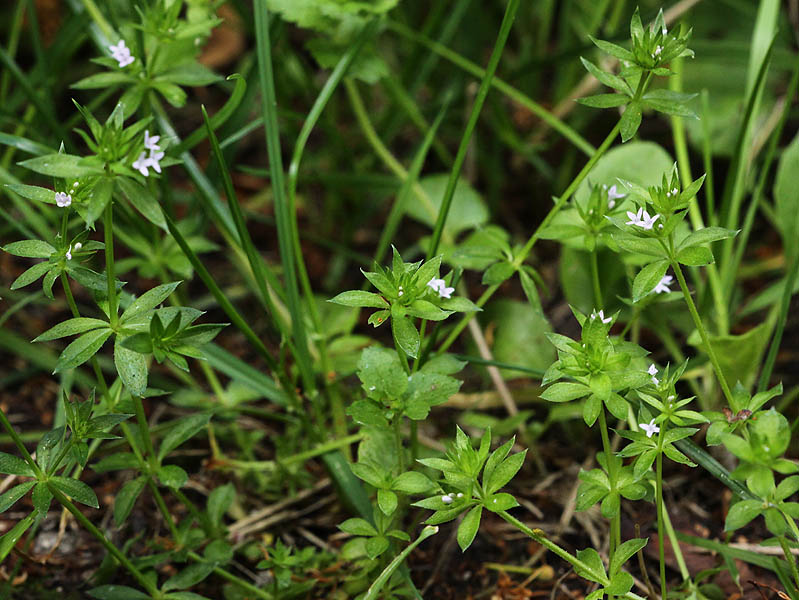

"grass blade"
[426,0,520,259]
[254,0,315,396]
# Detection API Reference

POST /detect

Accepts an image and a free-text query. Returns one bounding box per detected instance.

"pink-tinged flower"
[640,418,660,438]
[132,152,151,176]
[654,274,673,294]
[591,309,612,324]
[55,191,72,207]
[626,207,644,227]
[639,210,660,230]
[109,40,134,68]
[605,184,625,209]
[441,494,453,505]
[427,277,454,299]
[144,130,161,152]
[648,363,659,385]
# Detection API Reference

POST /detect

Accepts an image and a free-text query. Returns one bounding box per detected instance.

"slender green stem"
[393,416,405,474]
[254,0,316,397]
[148,479,181,542]
[590,249,602,310]
[778,535,799,592]
[78,0,113,40]
[223,432,365,471]
[655,424,668,600]
[132,396,156,464]
[50,487,159,597]
[426,0,520,258]
[0,408,43,477]
[759,251,799,392]
[598,409,619,553]
[670,260,734,405]
[438,122,621,353]
[386,21,595,157]
[103,202,118,329]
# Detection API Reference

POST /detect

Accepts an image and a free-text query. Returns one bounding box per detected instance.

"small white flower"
[441,494,453,505]
[427,278,445,291]
[606,184,625,204]
[144,130,161,152]
[148,149,165,174]
[652,45,663,58]
[648,363,658,376]
[671,187,678,196]
[73,242,82,251]
[640,418,660,438]
[133,152,151,176]
[662,25,668,35]
[654,274,673,294]
[626,207,644,227]
[72,182,79,189]
[456,492,463,498]
[427,277,454,299]
[55,191,72,207]
[591,309,612,324]
[639,210,660,231]
[109,40,134,68]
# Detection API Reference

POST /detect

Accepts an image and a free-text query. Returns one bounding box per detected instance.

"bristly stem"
[104,201,118,329]
[598,409,619,553]
[590,249,603,310]
[671,260,734,405]
[655,424,668,600]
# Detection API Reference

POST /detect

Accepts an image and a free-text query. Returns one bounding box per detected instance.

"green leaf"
[406,300,452,321]
[583,394,602,427]
[49,476,99,508]
[484,492,518,512]
[114,338,149,397]
[5,183,58,204]
[577,93,630,109]
[339,517,378,537]
[377,488,398,515]
[347,400,388,427]
[775,132,799,258]
[157,63,221,86]
[619,101,642,143]
[54,328,114,372]
[606,571,634,595]
[11,261,52,290]
[391,315,420,359]
[392,471,433,494]
[541,382,591,403]
[157,464,188,488]
[34,318,109,342]
[579,57,631,94]
[457,505,482,551]
[679,227,738,250]
[207,483,235,527]
[358,346,408,398]
[114,476,147,526]
[482,261,516,286]
[163,562,216,591]
[0,481,35,513]
[204,539,233,564]
[3,239,55,258]
[117,177,167,230]
[120,281,181,323]
[0,515,34,564]
[329,290,387,308]
[485,450,526,495]
[88,586,151,600]
[632,260,669,302]
[365,535,390,559]
[407,174,489,236]
[157,413,212,462]
[72,72,134,89]
[676,245,714,266]
[19,153,104,177]
[0,452,35,476]
[574,547,608,584]
[589,36,634,61]
[610,538,647,574]
[725,499,764,531]
[641,89,698,118]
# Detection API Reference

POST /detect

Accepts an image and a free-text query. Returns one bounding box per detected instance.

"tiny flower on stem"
[648,363,659,385]
[133,152,151,176]
[427,277,454,299]
[605,183,625,209]
[144,130,161,152]
[441,494,453,505]
[591,309,612,324]
[108,40,134,68]
[55,191,72,208]
[640,418,660,438]
[654,274,673,294]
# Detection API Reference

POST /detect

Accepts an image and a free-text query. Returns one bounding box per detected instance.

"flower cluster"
[108,40,134,68]
[427,277,454,299]
[625,207,660,231]
[132,130,165,177]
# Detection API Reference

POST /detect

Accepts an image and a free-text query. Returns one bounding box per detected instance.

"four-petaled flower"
[144,130,161,152]
[647,363,659,385]
[55,191,72,208]
[109,40,134,68]
[590,309,612,324]
[605,184,625,209]
[640,418,660,438]
[625,207,660,231]
[132,152,151,176]
[427,277,454,299]
[654,274,673,294]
